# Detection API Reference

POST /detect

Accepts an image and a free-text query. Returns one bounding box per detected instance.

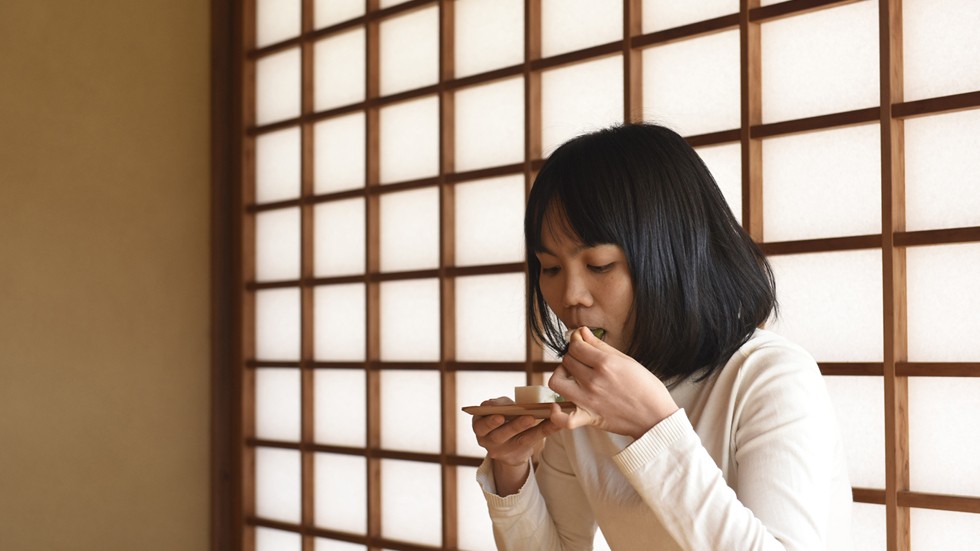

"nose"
[562,269,594,309]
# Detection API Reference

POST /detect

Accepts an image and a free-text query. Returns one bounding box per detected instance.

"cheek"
[537,278,561,310]
[611,281,635,323]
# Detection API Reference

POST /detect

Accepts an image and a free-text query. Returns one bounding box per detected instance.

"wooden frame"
[214,1,980,550]
[212,0,245,549]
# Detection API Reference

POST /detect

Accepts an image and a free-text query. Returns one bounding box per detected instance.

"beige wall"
[0,1,210,550]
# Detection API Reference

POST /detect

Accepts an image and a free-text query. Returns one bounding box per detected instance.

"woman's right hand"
[472,397,561,496]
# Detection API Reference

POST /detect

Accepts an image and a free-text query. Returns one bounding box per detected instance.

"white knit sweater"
[477,330,852,550]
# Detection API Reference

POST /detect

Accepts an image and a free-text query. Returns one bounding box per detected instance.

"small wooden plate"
[461,402,575,419]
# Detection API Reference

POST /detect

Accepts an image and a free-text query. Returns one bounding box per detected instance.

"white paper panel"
[314,369,366,447]
[909,377,980,496]
[456,465,496,551]
[903,0,980,102]
[255,369,301,442]
[767,250,883,362]
[379,6,439,96]
[455,371,527,457]
[823,376,884,488]
[642,0,738,33]
[760,2,878,123]
[256,288,301,360]
[255,447,301,522]
[456,274,526,362]
[379,95,439,183]
[315,453,367,533]
[911,508,980,550]
[314,198,365,277]
[256,48,302,126]
[541,56,623,156]
[315,0,364,29]
[694,143,741,225]
[256,208,301,282]
[454,175,526,267]
[256,127,301,203]
[315,539,367,551]
[380,0,412,7]
[380,370,441,453]
[314,283,366,361]
[907,243,980,361]
[905,109,980,232]
[380,279,440,361]
[541,0,622,58]
[314,28,365,111]
[314,112,365,194]
[454,0,524,78]
[851,503,886,551]
[595,530,612,551]
[762,124,881,241]
[454,78,525,172]
[641,30,740,137]
[381,459,442,546]
[380,187,439,272]
[257,528,302,551]
[256,0,301,48]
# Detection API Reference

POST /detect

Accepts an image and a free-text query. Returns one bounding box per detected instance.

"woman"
[471,124,852,550]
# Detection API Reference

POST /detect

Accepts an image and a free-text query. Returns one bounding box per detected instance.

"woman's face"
[535,217,635,353]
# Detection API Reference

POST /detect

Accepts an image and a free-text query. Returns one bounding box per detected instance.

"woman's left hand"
[547,326,679,439]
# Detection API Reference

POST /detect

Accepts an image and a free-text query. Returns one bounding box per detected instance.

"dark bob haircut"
[525,123,776,383]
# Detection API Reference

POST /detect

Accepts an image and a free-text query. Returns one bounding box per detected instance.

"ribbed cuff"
[613,408,692,474]
[475,456,535,510]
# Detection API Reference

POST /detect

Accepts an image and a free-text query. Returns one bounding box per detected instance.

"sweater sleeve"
[476,432,598,550]
[613,354,846,551]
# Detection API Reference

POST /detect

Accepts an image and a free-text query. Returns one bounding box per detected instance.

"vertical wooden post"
[240,1,258,550]
[438,2,458,548]
[624,0,643,124]
[880,1,910,550]
[211,0,246,548]
[364,3,382,549]
[740,0,763,241]
[299,2,315,550]
[525,0,543,387]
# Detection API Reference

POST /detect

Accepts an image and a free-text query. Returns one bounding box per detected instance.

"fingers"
[548,364,577,397]
[550,347,598,401]
[468,391,565,467]
[480,396,514,407]
[549,402,596,430]
[480,415,540,446]
[472,413,506,438]
[559,330,631,392]
[565,333,609,367]
[471,396,514,437]
[475,415,558,465]
[497,418,543,451]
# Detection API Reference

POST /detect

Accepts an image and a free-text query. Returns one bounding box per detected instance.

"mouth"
[564,326,606,341]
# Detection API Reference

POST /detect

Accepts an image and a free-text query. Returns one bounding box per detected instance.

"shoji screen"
[235,1,980,550]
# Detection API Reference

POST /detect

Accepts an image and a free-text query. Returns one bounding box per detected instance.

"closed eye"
[541,266,560,275]
[588,263,614,273]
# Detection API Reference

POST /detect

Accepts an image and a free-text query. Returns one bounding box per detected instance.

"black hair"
[525,123,776,383]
